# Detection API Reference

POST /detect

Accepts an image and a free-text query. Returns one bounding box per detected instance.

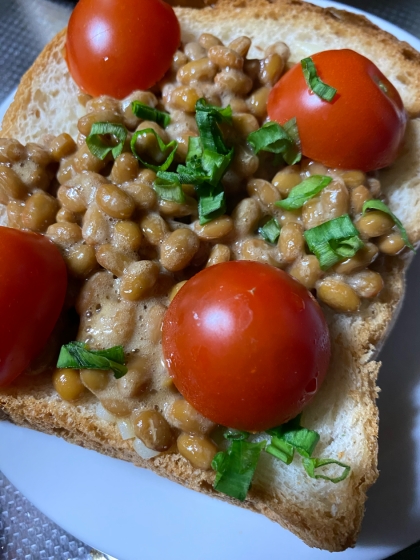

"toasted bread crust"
[1,0,419,551]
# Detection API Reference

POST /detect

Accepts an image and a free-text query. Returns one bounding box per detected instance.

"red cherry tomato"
[162,261,330,432]
[267,49,407,172]
[66,0,180,98]
[0,227,67,386]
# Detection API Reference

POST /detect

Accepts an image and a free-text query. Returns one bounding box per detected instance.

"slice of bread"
[1,0,420,551]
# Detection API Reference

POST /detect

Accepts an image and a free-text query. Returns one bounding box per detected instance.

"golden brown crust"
[1,0,419,551]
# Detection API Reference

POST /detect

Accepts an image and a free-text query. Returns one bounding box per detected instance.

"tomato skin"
[0,227,67,387]
[267,49,407,172]
[162,261,330,432]
[66,0,181,98]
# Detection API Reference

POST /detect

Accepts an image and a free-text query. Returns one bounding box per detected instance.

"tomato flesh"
[66,0,181,98]
[268,49,407,171]
[162,261,330,432]
[0,227,67,386]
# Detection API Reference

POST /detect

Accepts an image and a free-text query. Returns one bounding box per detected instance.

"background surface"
[0,1,419,559]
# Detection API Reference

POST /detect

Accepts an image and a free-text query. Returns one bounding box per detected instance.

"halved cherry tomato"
[0,227,67,386]
[162,261,330,432]
[268,49,407,171]
[66,0,181,98]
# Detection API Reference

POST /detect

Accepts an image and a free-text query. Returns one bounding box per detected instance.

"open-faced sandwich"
[1,0,420,551]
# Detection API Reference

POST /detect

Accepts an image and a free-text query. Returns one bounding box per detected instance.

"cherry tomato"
[267,49,407,172]
[66,0,181,98]
[162,261,330,432]
[0,227,67,386]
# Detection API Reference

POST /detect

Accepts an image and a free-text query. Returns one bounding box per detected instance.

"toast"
[1,0,420,551]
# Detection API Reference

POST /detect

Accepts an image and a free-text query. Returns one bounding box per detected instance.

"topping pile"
[0,28,413,502]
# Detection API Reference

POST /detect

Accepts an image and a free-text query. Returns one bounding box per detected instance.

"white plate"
[1,3,420,560]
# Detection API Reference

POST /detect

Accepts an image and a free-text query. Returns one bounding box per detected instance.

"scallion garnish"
[154,171,186,204]
[276,175,332,210]
[212,440,266,501]
[301,57,337,102]
[86,122,127,160]
[302,457,351,483]
[258,217,281,244]
[57,341,127,379]
[362,199,415,251]
[130,128,178,172]
[266,438,294,464]
[267,415,320,458]
[177,141,233,188]
[304,214,365,270]
[196,182,226,225]
[195,99,232,155]
[131,101,171,128]
[147,101,234,225]
[247,118,301,165]
[212,418,350,501]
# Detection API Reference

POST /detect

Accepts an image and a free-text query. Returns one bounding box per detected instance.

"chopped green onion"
[266,437,294,464]
[195,98,232,155]
[130,101,171,128]
[224,428,250,441]
[276,175,332,210]
[334,235,365,258]
[202,148,234,185]
[177,147,233,187]
[186,136,203,163]
[302,457,351,483]
[86,122,127,160]
[154,172,186,204]
[57,341,127,379]
[145,101,234,226]
[196,182,226,225]
[259,218,281,244]
[247,119,301,165]
[280,428,319,459]
[130,128,178,172]
[304,214,364,270]
[212,440,266,501]
[362,199,415,251]
[283,118,302,165]
[301,57,337,102]
[267,415,319,458]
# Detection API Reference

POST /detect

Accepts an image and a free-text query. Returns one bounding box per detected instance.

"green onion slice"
[57,341,127,379]
[196,182,226,225]
[130,128,178,172]
[131,101,171,128]
[266,438,294,465]
[154,171,186,204]
[301,57,337,102]
[247,118,301,165]
[86,122,127,160]
[186,136,203,163]
[177,145,233,188]
[304,214,365,270]
[259,217,281,244]
[267,415,320,458]
[224,429,250,441]
[302,457,351,483]
[212,440,266,501]
[362,199,415,251]
[195,98,232,155]
[276,175,332,210]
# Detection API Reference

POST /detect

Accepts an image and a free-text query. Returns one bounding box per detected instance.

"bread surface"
[1,0,420,551]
